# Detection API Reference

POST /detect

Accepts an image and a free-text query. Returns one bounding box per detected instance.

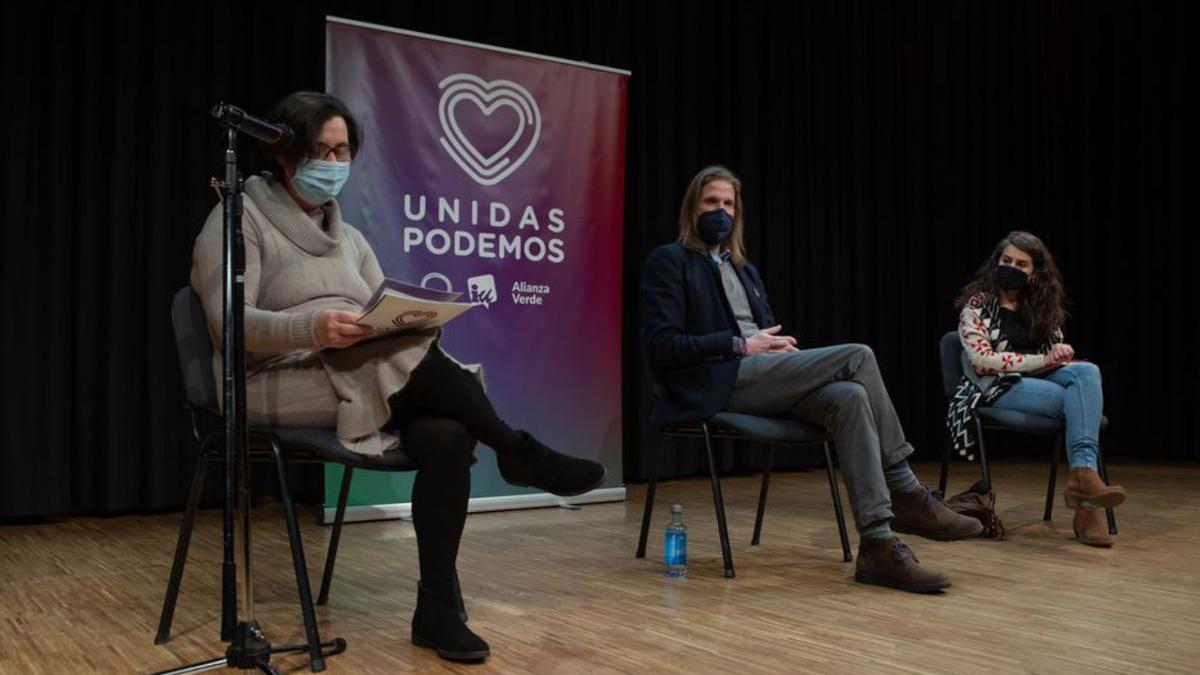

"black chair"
[155,287,418,671]
[937,331,1116,534]
[636,408,853,579]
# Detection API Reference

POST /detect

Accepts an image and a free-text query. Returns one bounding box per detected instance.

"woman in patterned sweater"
[948,231,1125,547]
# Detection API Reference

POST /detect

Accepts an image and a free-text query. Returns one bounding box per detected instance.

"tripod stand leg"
[149,656,230,675]
[269,637,348,661]
[151,625,346,674]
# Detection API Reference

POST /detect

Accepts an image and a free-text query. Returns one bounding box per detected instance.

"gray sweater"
[190,173,438,452]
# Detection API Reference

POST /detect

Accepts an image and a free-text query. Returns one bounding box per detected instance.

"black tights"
[389,347,522,453]
[390,348,523,583]
[399,417,473,584]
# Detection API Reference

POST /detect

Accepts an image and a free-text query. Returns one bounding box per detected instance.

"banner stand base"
[322,487,626,524]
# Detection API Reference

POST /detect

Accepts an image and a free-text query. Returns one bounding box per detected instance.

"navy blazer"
[640,242,776,426]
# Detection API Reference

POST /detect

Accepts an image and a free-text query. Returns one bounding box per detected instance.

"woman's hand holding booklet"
[355,279,477,334]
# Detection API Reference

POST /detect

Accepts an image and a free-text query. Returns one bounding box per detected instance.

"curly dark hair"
[954,231,1069,341]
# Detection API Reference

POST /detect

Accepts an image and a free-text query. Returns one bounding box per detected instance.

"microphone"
[211,103,294,146]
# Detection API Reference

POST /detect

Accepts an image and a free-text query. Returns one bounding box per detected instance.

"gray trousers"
[726,343,914,530]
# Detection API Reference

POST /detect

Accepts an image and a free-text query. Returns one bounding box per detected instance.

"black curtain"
[1,1,1194,517]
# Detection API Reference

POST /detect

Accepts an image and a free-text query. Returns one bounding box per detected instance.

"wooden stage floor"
[1,460,1197,674]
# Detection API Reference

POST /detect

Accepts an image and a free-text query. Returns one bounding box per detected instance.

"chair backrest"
[938,330,965,399]
[172,287,219,414]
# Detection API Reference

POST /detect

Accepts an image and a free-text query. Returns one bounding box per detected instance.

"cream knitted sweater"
[190,173,437,451]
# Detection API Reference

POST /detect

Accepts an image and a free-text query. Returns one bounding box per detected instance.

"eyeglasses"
[311,143,353,163]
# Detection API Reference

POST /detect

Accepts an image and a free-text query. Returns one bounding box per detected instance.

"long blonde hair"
[676,165,747,265]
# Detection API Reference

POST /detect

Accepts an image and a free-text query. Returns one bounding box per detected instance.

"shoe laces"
[890,539,918,563]
[896,483,938,507]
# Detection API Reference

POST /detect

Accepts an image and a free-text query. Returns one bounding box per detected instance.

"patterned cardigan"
[945,292,1061,458]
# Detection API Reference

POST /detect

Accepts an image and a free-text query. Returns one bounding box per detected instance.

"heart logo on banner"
[437,73,542,186]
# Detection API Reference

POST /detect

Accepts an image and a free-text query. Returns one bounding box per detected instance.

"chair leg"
[938,434,952,497]
[317,466,354,606]
[1097,451,1118,535]
[972,414,993,490]
[823,442,853,563]
[270,442,326,672]
[702,423,735,578]
[636,435,664,559]
[1044,435,1063,521]
[751,445,775,545]
[154,454,209,645]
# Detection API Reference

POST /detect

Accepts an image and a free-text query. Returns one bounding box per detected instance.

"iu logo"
[437,73,542,186]
[467,274,498,308]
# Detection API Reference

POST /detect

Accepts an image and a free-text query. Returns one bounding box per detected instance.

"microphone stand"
[154,120,345,674]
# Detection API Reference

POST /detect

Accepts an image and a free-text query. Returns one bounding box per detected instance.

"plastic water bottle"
[664,504,687,577]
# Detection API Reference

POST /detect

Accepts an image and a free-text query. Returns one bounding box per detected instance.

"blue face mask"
[291,159,350,205]
[696,208,734,246]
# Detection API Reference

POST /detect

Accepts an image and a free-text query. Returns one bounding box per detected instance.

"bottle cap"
[670,503,683,514]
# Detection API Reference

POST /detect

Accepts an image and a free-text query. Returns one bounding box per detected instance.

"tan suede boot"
[1064,468,1126,509]
[1073,507,1113,547]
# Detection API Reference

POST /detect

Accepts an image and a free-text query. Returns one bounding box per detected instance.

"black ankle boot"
[452,571,468,622]
[496,431,607,497]
[411,580,489,662]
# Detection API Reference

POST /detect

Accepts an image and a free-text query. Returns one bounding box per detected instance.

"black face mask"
[696,208,734,246]
[996,264,1030,291]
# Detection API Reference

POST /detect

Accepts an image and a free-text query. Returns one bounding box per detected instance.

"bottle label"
[664,531,687,566]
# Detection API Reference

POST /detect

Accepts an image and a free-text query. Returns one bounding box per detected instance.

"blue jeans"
[989,362,1104,469]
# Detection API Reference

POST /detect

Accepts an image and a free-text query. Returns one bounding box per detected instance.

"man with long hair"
[641,165,982,593]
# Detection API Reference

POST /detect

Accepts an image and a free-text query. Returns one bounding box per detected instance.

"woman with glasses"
[190,91,604,663]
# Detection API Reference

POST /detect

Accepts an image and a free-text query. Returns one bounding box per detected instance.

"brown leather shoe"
[1073,507,1114,547]
[854,536,952,593]
[1064,468,1126,509]
[890,485,984,541]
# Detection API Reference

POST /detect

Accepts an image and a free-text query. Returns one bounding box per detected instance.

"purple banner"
[326,19,627,508]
